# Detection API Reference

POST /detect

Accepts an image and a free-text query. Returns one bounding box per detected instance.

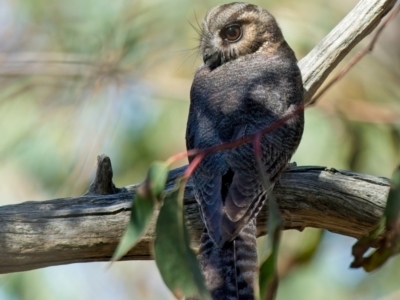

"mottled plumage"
[186,2,304,299]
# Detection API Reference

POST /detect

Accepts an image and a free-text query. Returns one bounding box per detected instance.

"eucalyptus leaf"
[258,191,283,300]
[111,190,155,262]
[384,166,400,225]
[351,167,400,271]
[255,151,283,300]
[148,161,170,198]
[154,181,211,300]
[111,162,169,262]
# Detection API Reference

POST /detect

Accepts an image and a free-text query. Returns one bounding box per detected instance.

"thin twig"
[184,153,205,179]
[307,3,400,106]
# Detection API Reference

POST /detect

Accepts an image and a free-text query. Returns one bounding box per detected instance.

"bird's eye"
[221,25,242,42]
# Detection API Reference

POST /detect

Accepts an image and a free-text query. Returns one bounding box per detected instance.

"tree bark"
[300,0,397,103]
[0,164,390,274]
[0,0,396,274]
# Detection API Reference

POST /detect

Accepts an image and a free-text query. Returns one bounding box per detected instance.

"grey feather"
[186,2,304,299]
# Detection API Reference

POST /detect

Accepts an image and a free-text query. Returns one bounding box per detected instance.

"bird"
[185,2,304,299]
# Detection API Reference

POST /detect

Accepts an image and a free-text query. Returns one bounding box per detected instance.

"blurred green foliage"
[0,0,399,299]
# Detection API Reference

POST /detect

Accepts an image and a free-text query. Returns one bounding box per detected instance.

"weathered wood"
[0,166,390,273]
[300,0,397,103]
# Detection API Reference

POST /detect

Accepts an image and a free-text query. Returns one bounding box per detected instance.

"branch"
[307,2,400,106]
[299,0,397,103]
[0,160,389,274]
[0,0,396,274]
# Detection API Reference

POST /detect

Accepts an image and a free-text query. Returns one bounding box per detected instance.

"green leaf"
[350,217,386,269]
[384,166,400,225]
[258,191,283,300]
[111,189,155,262]
[111,161,169,262]
[350,166,400,271]
[148,161,170,198]
[361,246,397,272]
[259,252,279,300]
[154,180,211,300]
[255,151,283,300]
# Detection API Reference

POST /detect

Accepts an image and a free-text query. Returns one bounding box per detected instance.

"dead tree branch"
[299,0,397,103]
[0,160,390,274]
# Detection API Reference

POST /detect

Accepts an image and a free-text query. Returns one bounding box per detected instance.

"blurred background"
[0,0,399,299]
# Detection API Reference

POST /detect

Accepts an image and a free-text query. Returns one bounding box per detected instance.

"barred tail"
[199,220,258,300]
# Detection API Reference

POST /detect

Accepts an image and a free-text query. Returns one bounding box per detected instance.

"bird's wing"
[190,120,291,246]
[186,103,229,245]
[220,147,290,243]
[193,168,225,245]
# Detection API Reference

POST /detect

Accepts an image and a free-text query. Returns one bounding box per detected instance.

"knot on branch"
[85,154,126,195]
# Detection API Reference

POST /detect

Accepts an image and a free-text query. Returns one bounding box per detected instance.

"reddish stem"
[183,152,205,179]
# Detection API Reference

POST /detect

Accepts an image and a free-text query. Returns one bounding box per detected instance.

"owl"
[186,2,304,299]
